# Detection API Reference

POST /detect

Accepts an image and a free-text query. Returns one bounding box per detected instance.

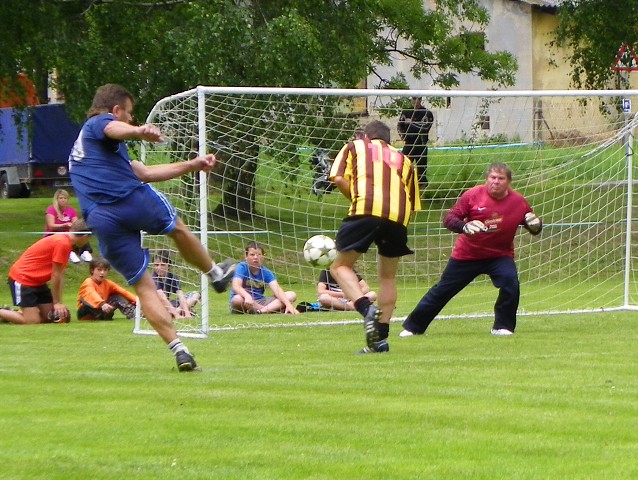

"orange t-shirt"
[77,277,136,309]
[9,234,72,287]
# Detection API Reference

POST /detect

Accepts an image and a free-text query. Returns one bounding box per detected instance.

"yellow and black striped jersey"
[329,138,421,227]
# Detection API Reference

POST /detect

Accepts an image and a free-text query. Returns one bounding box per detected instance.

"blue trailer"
[0,104,80,198]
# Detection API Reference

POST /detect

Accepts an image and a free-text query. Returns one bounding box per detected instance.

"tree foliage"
[552,0,638,89]
[0,0,519,218]
[0,0,517,119]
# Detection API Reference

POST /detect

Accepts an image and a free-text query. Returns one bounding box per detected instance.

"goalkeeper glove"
[524,212,542,234]
[463,220,487,235]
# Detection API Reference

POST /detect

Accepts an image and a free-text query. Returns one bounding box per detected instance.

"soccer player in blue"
[68,84,235,372]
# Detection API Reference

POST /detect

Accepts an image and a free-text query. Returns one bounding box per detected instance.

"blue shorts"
[86,184,177,285]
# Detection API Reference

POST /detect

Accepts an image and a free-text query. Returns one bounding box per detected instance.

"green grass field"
[1,187,638,479]
[1,310,637,479]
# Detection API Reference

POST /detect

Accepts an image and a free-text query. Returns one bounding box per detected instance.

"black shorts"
[7,278,53,308]
[335,216,413,258]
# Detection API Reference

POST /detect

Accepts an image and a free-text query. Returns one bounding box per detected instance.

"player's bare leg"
[133,273,180,342]
[133,272,198,371]
[168,218,213,272]
[331,251,384,352]
[330,250,364,302]
[376,255,399,325]
[168,218,235,292]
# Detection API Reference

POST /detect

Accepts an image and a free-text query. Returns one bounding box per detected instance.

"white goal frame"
[134,87,638,337]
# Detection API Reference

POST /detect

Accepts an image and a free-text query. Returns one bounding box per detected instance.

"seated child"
[317,268,377,311]
[152,250,200,319]
[77,257,137,320]
[230,241,299,314]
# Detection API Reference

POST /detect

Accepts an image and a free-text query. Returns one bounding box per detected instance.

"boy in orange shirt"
[77,257,137,320]
[1,220,92,324]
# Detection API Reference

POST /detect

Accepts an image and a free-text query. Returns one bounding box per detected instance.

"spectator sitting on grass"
[152,250,200,319]
[230,242,299,314]
[317,268,377,311]
[77,257,137,320]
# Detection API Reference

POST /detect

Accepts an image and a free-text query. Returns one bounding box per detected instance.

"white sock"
[206,264,223,281]
[168,339,189,355]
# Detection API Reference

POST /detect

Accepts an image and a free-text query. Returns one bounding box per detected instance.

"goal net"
[135,87,638,337]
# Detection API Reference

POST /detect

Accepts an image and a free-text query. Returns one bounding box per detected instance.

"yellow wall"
[532,7,638,90]
[531,10,570,90]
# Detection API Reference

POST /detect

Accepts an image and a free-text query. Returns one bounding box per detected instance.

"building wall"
[531,9,569,90]
[365,0,631,146]
[368,0,542,144]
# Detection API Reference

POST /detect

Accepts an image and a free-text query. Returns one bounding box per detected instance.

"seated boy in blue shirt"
[230,242,299,314]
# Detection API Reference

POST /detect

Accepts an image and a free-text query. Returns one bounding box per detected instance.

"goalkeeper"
[400,162,542,338]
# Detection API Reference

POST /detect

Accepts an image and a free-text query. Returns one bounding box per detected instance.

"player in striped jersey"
[329,120,421,353]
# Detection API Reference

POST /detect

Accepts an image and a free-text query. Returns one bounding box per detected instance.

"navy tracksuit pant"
[403,256,520,334]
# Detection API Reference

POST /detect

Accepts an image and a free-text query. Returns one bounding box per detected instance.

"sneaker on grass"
[399,329,417,338]
[358,339,389,354]
[363,305,381,348]
[69,251,81,264]
[491,328,514,336]
[175,351,199,372]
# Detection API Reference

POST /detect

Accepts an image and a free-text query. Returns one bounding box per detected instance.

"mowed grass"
[1,189,638,479]
[1,314,637,479]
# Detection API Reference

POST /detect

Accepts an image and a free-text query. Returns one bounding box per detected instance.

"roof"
[517,0,562,8]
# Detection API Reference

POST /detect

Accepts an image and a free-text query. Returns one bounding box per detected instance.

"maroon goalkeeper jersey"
[445,184,532,261]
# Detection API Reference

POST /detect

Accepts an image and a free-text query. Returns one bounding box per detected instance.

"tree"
[0,0,517,218]
[552,0,638,90]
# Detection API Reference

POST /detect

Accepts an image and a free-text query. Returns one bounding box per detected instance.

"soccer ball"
[303,235,337,267]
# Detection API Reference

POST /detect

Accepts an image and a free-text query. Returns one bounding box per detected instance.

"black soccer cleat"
[175,351,199,372]
[363,305,381,348]
[358,339,390,354]
[210,258,237,293]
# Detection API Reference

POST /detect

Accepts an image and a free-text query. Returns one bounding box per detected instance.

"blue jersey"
[230,261,276,301]
[69,113,144,217]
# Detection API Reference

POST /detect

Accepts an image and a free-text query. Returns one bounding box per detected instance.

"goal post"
[134,87,638,337]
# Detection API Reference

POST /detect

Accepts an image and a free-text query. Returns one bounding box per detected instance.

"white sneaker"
[80,251,93,262]
[399,329,415,338]
[69,251,81,264]
[491,328,514,336]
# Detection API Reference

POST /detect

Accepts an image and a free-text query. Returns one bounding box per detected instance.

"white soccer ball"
[303,235,337,267]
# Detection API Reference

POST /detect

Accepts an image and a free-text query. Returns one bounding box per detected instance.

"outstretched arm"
[131,155,216,183]
[104,121,164,142]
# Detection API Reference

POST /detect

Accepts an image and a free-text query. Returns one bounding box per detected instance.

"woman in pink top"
[45,189,93,264]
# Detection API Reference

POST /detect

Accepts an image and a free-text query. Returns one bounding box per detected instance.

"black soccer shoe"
[175,351,199,372]
[363,305,381,348]
[210,259,237,293]
[358,339,390,354]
